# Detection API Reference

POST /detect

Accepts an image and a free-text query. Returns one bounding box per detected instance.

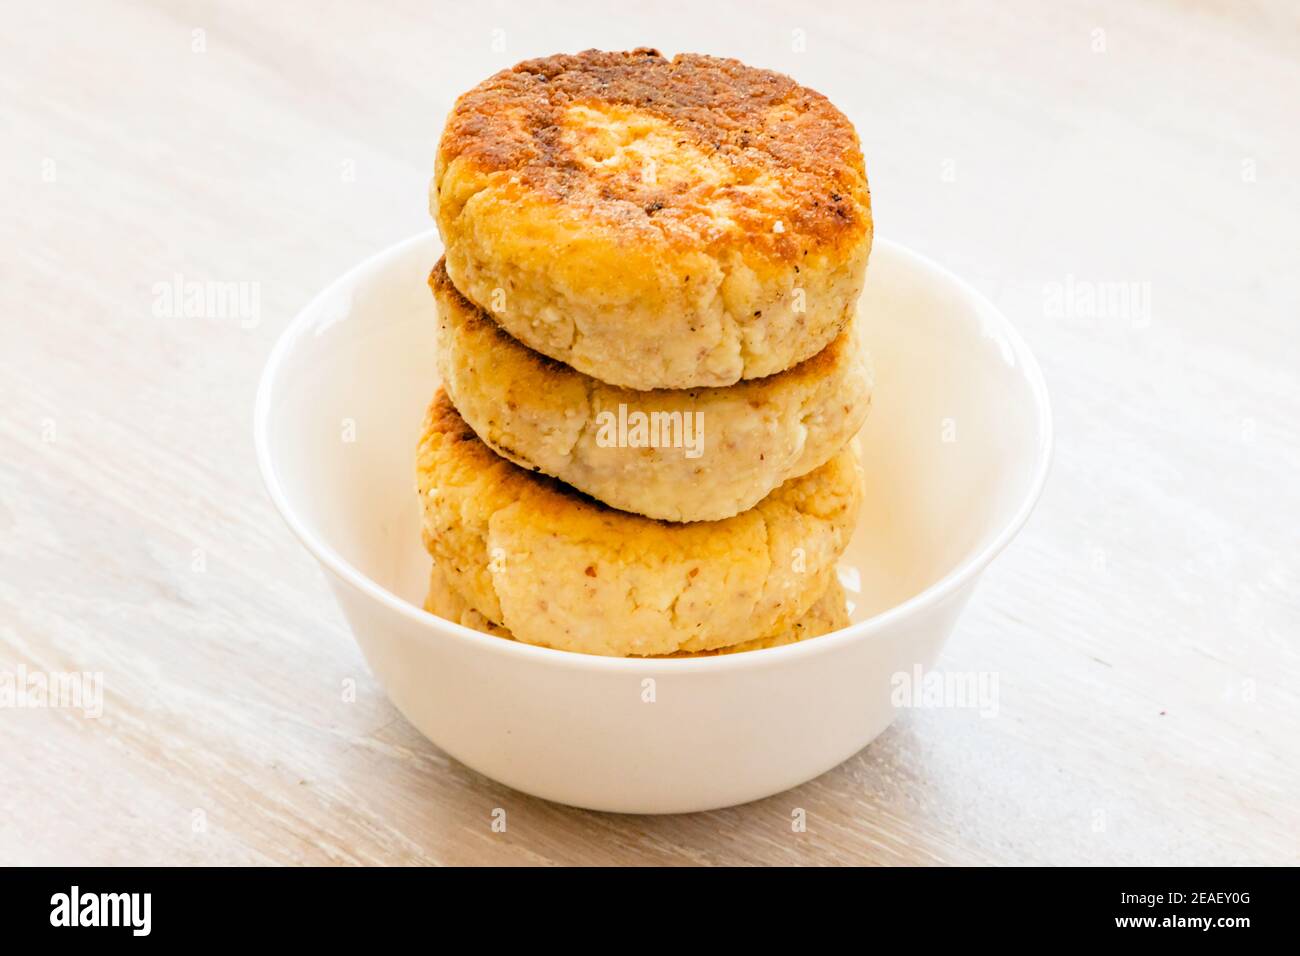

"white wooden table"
[2,0,1296,865]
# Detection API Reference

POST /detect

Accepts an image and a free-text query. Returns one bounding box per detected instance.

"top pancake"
[433,49,873,389]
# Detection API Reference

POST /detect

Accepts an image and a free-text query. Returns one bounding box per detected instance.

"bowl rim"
[254,231,1053,673]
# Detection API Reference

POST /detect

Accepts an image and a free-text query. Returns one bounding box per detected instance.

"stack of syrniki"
[417,49,873,657]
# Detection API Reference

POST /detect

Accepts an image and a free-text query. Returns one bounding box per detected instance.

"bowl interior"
[258,234,1049,632]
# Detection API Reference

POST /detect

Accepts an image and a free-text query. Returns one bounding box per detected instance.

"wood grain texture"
[2,0,1297,865]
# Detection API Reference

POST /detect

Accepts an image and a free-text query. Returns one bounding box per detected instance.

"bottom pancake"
[416,389,864,657]
[422,562,849,657]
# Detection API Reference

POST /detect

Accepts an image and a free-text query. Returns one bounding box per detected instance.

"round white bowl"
[255,232,1051,814]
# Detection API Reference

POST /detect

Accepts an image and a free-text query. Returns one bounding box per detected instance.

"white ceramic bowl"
[255,232,1051,814]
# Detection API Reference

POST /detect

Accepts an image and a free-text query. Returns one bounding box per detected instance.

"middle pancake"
[431,258,872,522]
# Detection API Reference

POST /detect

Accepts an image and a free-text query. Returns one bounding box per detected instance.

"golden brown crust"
[436,48,870,261]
